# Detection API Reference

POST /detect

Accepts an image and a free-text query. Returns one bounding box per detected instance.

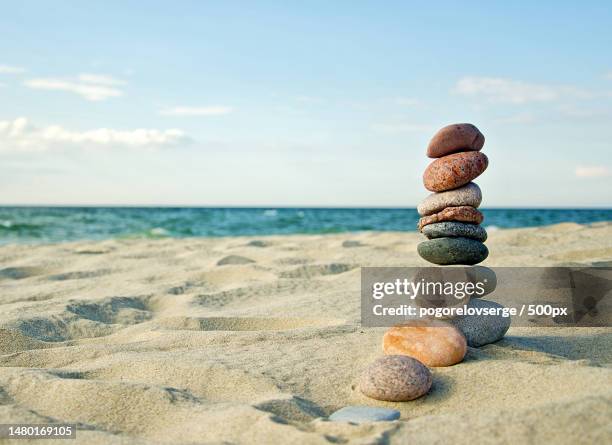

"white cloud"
[0,65,26,74]
[606,71,612,80]
[159,106,233,116]
[0,117,189,152]
[453,76,592,104]
[78,73,125,86]
[575,166,610,178]
[23,74,125,101]
[371,122,433,134]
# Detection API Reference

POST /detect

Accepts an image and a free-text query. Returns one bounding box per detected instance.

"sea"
[0,207,610,245]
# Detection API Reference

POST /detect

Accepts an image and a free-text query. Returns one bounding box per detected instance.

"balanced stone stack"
[355,124,510,405]
[417,123,489,265]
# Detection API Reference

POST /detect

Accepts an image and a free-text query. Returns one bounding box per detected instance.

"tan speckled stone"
[423,152,488,192]
[359,355,432,401]
[417,206,483,230]
[427,123,485,158]
[417,182,482,216]
[383,321,467,367]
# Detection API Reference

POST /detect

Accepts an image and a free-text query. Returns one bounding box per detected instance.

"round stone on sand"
[417,182,482,216]
[449,299,510,347]
[418,237,489,265]
[383,321,467,367]
[410,267,473,314]
[422,221,488,242]
[423,152,488,192]
[328,406,400,423]
[466,266,497,297]
[359,355,432,401]
[427,123,485,158]
[418,206,483,230]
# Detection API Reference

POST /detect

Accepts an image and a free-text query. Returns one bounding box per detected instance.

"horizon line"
[1,205,611,210]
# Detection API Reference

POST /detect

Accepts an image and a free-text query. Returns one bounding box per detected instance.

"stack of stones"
[416,124,509,347]
[417,123,488,265]
[356,124,510,405]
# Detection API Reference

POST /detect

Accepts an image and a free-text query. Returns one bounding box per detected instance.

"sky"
[1,1,611,207]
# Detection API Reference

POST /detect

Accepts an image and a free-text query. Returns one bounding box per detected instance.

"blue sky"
[1,1,611,206]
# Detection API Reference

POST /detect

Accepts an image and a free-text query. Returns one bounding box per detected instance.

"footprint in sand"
[342,240,365,248]
[65,296,153,325]
[6,296,154,342]
[0,387,12,405]
[166,281,204,295]
[0,266,46,280]
[47,269,113,281]
[254,395,326,422]
[247,240,271,248]
[217,255,256,266]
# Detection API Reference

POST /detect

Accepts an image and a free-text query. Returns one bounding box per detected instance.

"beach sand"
[0,222,611,444]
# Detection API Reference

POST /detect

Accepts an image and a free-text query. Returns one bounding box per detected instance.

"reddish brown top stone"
[417,206,483,230]
[423,152,488,192]
[427,123,485,158]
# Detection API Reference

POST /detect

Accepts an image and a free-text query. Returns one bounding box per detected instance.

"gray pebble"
[449,299,511,347]
[422,222,487,242]
[328,406,400,423]
[466,266,497,297]
[359,355,432,402]
[418,237,488,265]
[411,267,473,312]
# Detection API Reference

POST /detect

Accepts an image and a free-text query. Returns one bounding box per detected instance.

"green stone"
[422,222,487,242]
[417,237,488,265]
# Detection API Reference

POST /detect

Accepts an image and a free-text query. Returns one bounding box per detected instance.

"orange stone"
[417,206,483,230]
[423,152,488,192]
[383,321,467,367]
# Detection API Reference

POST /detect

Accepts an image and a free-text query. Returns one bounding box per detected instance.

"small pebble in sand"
[383,322,467,367]
[328,406,400,423]
[359,355,432,401]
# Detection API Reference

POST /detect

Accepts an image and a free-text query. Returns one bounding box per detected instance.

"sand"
[0,222,611,444]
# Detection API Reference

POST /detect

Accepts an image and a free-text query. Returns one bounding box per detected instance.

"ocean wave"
[0,221,43,233]
[149,227,169,237]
